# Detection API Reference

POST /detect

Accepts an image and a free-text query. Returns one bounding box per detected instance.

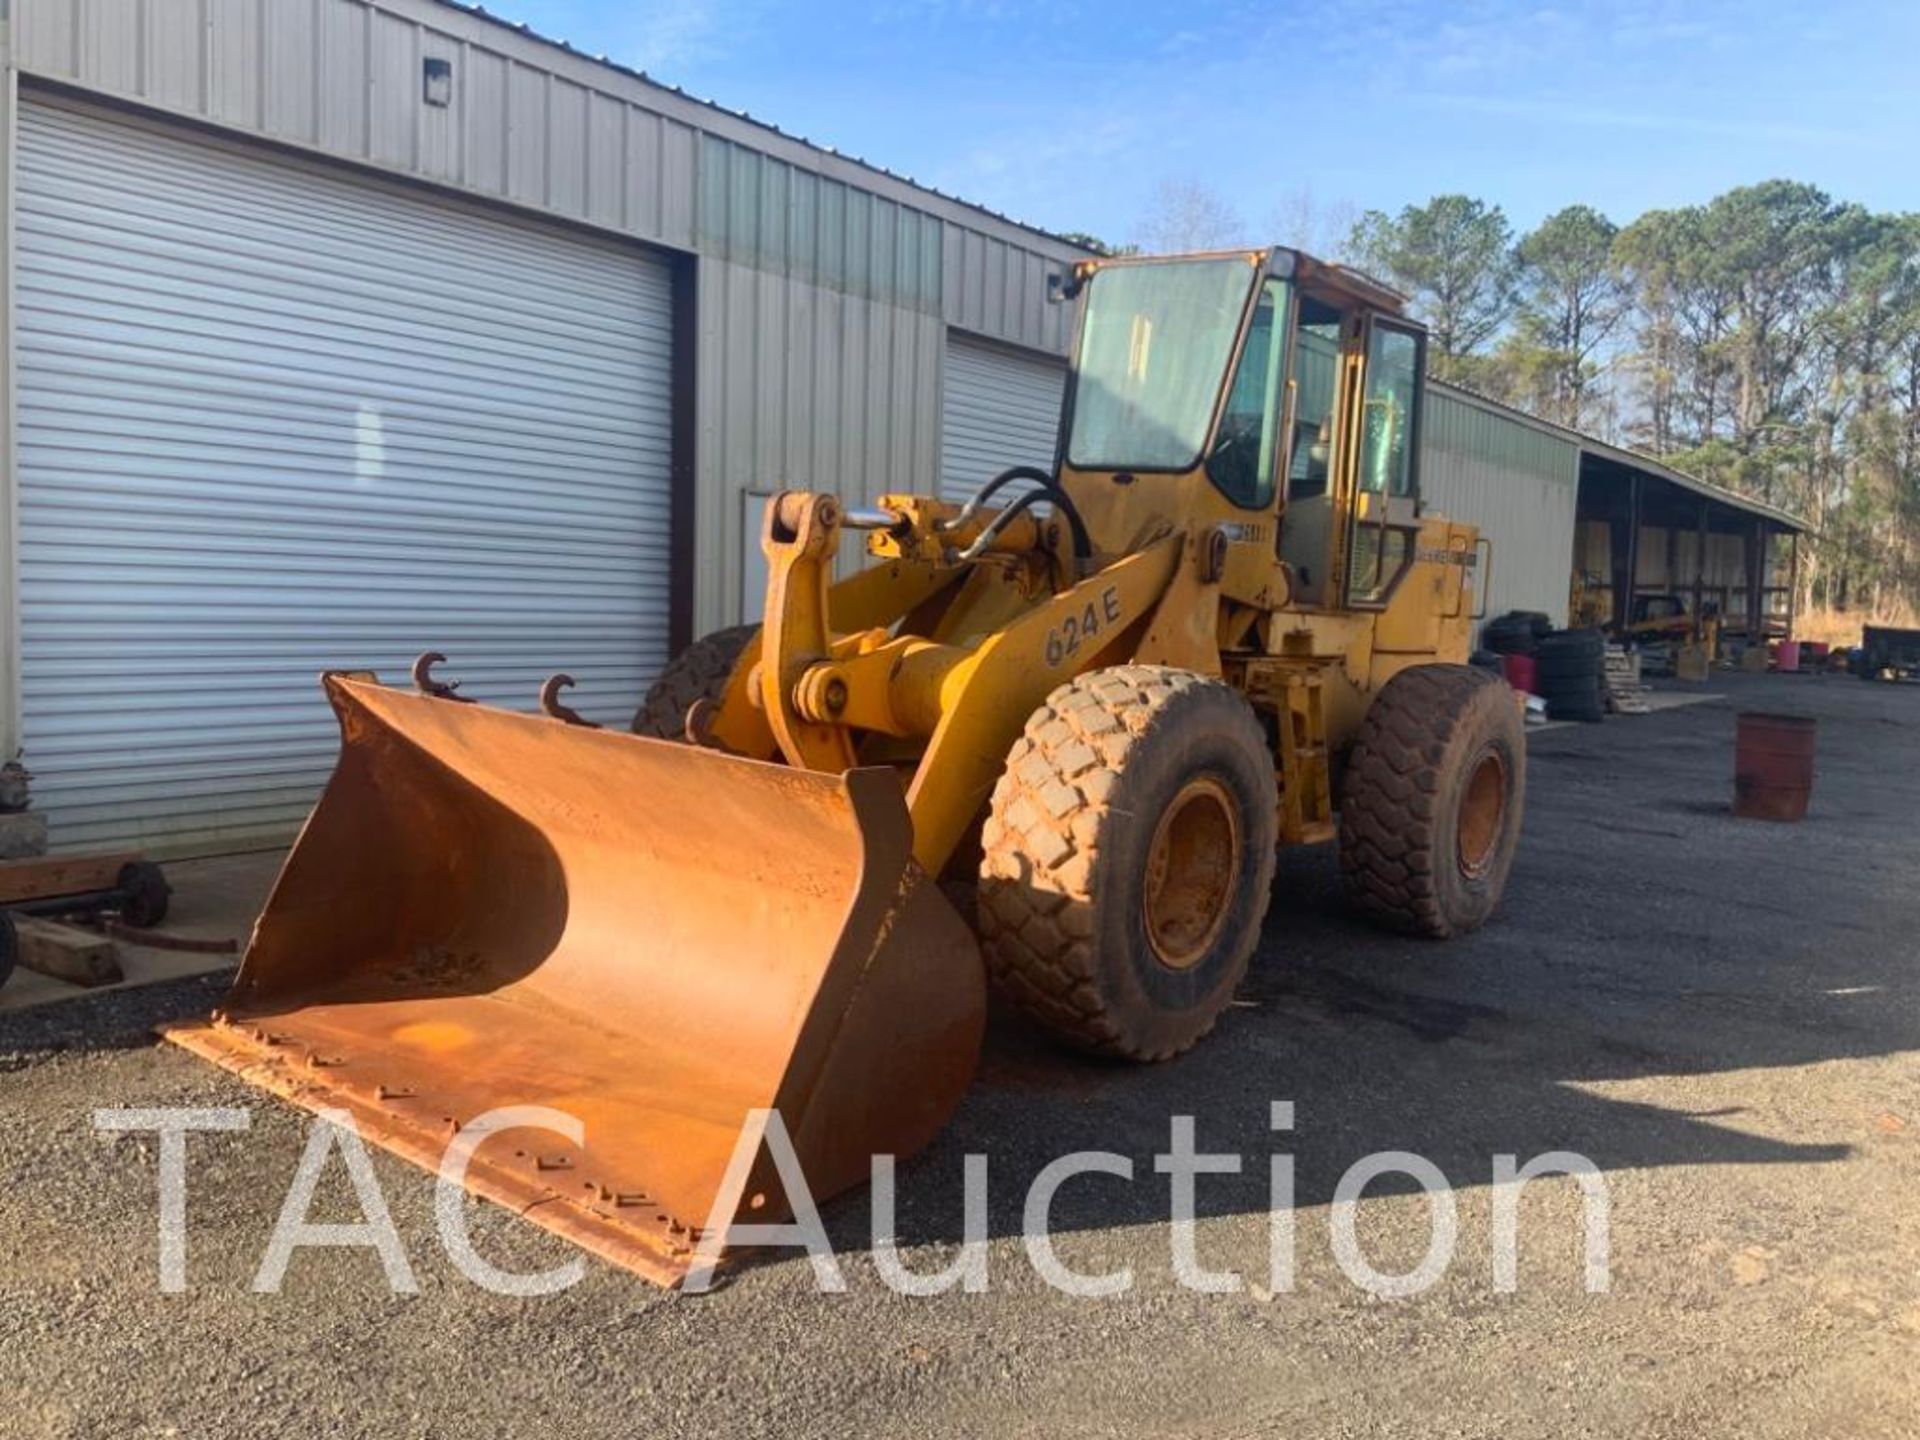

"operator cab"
[1057,247,1427,614]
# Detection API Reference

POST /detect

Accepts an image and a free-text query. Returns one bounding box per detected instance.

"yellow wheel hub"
[1143,777,1241,970]
[1456,750,1507,879]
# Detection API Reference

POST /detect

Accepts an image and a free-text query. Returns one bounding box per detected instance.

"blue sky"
[493,0,1920,245]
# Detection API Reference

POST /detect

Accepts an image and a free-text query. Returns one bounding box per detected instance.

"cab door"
[1339,316,1426,610]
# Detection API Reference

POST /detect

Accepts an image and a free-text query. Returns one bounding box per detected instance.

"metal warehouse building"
[0,0,1084,853]
[0,0,1805,858]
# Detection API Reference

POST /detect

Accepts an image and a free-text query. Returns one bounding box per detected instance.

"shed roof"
[1430,380,1808,532]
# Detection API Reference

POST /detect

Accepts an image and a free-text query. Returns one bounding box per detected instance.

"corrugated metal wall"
[944,226,1074,357]
[1420,386,1579,630]
[11,0,1087,638]
[695,259,944,627]
[693,135,950,625]
[14,0,709,245]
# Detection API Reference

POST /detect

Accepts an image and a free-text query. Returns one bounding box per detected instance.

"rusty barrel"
[1733,711,1816,821]
[1500,653,1537,696]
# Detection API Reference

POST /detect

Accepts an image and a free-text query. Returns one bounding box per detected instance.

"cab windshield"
[1066,259,1256,472]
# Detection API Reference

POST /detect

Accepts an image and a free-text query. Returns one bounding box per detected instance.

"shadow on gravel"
[811,671,1911,1262]
[0,973,232,1067]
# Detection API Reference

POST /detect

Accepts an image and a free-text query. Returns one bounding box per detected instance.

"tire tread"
[631,626,758,739]
[1338,665,1521,937]
[977,665,1274,1060]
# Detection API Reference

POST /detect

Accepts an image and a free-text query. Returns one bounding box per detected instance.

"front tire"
[631,626,757,740]
[977,666,1277,1060]
[1339,665,1526,938]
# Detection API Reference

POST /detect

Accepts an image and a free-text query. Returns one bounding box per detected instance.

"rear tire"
[1339,665,1526,938]
[631,626,757,740]
[1547,688,1605,723]
[1537,630,1604,661]
[977,666,1277,1061]
[0,911,15,990]
[1536,653,1602,683]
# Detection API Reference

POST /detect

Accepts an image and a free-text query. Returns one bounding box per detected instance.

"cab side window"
[1278,297,1347,605]
[1287,300,1344,503]
[1358,322,1421,498]
[1204,278,1292,509]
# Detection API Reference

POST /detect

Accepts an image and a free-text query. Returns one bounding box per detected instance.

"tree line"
[1110,180,1920,623]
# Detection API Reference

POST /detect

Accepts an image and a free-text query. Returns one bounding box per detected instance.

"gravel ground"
[3,670,1917,1439]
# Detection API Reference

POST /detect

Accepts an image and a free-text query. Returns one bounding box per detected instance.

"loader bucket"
[166,675,985,1287]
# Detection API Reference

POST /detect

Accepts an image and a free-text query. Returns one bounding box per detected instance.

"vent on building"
[423,58,453,108]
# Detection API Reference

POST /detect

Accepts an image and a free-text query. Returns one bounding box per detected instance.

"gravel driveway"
[3,670,1916,1438]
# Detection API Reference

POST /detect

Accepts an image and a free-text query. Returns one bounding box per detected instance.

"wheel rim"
[1456,749,1508,879]
[1143,777,1241,970]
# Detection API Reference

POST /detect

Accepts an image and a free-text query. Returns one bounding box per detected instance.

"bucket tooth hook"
[411,651,474,702]
[539,673,600,728]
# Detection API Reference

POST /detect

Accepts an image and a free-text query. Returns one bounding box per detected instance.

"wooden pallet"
[1605,645,1653,715]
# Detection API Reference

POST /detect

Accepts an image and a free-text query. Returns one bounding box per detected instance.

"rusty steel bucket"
[1733,710,1816,822]
[166,675,985,1286]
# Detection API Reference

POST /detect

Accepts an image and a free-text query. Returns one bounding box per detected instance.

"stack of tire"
[1533,627,1607,722]
[1481,610,1552,658]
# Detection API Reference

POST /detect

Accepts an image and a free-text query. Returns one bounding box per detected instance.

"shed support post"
[1694,499,1707,626]
[1786,530,1800,639]
[1621,472,1641,631]
[1607,513,1630,631]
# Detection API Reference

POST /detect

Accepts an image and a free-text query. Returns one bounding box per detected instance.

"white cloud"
[1407,90,1876,148]
[614,0,734,74]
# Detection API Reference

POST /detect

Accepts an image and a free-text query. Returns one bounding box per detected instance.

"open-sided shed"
[1574,440,1805,641]
[1414,381,1808,644]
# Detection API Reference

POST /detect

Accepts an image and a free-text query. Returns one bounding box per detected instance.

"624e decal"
[1045,586,1124,667]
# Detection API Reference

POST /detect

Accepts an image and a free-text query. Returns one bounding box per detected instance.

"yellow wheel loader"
[170,247,1525,1285]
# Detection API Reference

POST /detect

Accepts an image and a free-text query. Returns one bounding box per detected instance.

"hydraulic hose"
[944,465,1093,564]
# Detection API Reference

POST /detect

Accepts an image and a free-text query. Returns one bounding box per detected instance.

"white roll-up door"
[15,97,677,854]
[940,335,1066,505]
